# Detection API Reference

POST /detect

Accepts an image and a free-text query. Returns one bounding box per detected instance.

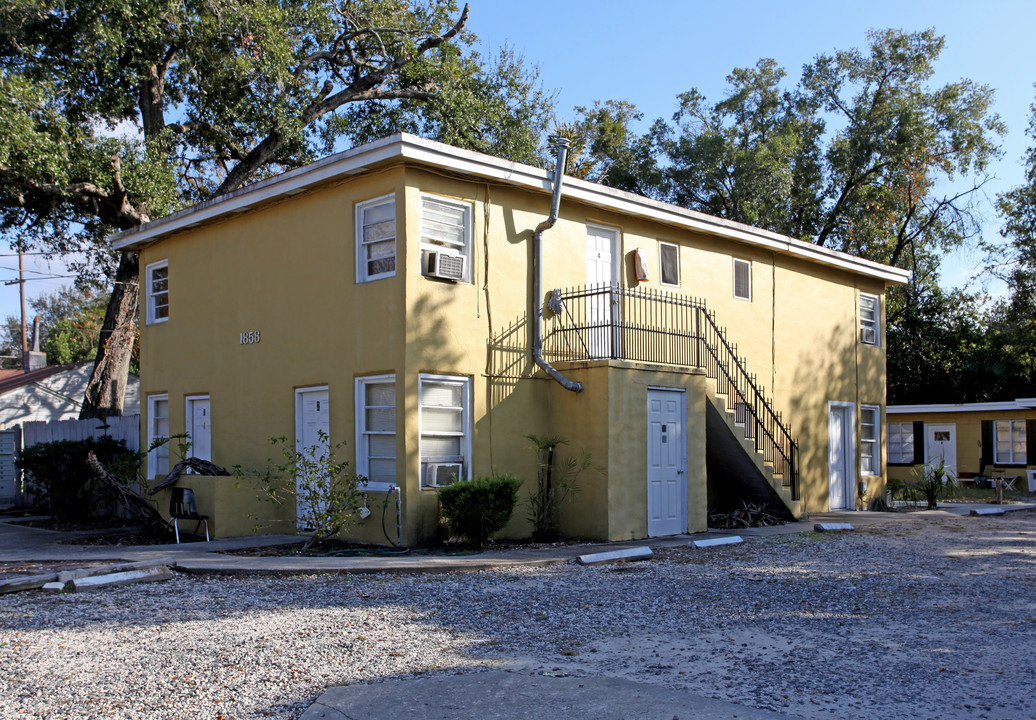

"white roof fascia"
[112,133,911,285]
[888,399,1036,414]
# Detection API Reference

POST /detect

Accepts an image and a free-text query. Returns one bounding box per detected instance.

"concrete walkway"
[3,502,1034,720]
[2,503,1034,574]
[299,670,802,719]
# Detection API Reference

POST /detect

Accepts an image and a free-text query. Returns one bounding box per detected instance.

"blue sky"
[469,0,1035,291]
[2,0,1033,330]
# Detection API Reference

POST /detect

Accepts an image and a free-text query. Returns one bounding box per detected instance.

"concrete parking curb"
[2,503,1033,577]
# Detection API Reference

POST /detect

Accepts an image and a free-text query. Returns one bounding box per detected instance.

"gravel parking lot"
[2,511,1035,720]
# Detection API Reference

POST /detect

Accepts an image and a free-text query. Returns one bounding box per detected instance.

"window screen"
[659,243,679,286]
[357,197,395,281]
[733,259,751,300]
[860,294,880,345]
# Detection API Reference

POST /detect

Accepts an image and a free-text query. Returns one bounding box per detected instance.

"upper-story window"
[356,195,396,282]
[659,242,680,287]
[420,195,472,283]
[733,258,751,301]
[146,260,169,324]
[860,293,880,345]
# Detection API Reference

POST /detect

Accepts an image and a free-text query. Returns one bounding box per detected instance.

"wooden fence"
[22,415,140,452]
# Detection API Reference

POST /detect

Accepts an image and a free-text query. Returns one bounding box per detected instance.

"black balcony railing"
[542,284,798,499]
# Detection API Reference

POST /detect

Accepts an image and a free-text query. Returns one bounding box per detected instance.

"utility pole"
[18,242,26,355]
[3,242,28,365]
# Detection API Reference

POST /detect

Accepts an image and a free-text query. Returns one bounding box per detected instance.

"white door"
[186,397,211,462]
[925,423,957,477]
[586,225,619,358]
[647,388,686,537]
[295,387,330,530]
[828,403,855,510]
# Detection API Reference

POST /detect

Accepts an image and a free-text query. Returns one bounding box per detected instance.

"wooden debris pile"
[707,501,786,529]
[86,451,167,536]
[0,557,175,595]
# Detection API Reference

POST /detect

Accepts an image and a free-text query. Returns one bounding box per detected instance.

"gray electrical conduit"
[532,138,583,393]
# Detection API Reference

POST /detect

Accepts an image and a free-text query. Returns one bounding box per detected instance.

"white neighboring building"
[0,362,140,430]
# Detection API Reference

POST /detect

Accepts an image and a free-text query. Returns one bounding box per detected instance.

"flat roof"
[888,399,1036,414]
[112,133,911,285]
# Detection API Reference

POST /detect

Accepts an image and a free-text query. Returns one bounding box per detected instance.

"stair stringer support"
[705,387,800,520]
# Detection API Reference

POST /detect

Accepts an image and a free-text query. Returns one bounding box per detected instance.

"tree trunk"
[80,251,139,419]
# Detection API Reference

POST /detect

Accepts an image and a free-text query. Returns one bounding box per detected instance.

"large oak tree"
[0,0,551,418]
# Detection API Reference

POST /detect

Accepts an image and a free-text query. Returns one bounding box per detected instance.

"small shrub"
[437,473,522,548]
[239,433,364,548]
[17,437,140,520]
[912,461,957,510]
[526,435,594,540]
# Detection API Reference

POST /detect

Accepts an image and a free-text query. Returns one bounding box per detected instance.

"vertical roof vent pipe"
[533,138,583,393]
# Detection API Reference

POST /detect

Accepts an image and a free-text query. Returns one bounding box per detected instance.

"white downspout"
[532,139,582,393]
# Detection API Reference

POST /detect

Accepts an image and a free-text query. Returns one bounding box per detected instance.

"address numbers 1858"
[240,330,261,345]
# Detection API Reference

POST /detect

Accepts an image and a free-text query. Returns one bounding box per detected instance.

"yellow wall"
[138,159,893,541]
[546,361,709,540]
[887,409,1036,483]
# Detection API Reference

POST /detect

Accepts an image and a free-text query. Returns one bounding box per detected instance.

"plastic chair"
[168,487,210,543]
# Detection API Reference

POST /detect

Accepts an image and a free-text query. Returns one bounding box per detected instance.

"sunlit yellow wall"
[545,361,709,540]
[559,197,890,513]
[139,159,892,541]
[139,168,409,541]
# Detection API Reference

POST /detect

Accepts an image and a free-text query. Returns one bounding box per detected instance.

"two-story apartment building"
[112,134,909,544]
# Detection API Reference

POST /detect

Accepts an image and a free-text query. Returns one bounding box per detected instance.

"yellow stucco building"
[887,400,1036,490]
[113,134,909,544]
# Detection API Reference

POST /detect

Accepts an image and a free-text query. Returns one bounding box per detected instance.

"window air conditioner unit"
[425,251,465,282]
[860,327,877,345]
[425,462,463,488]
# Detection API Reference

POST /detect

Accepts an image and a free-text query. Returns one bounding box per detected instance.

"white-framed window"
[418,374,471,489]
[733,258,751,301]
[860,293,880,345]
[860,405,880,475]
[659,242,680,287]
[420,194,472,283]
[887,421,914,464]
[355,375,396,491]
[994,420,1027,465]
[146,260,169,324]
[147,393,170,478]
[356,195,396,282]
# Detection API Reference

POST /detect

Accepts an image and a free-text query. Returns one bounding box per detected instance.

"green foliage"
[436,473,522,548]
[0,1,543,281]
[885,282,994,404]
[1,286,120,369]
[16,437,139,520]
[553,100,657,192]
[640,29,1003,269]
[525,434,594,540]
[338,45,555,165]
[242,433,364,548]
[910,461,957,510]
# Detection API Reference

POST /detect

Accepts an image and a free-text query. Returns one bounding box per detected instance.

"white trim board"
[888,399,1036,414]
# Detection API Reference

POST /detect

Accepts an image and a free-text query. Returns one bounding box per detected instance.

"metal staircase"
[542,284,799,502]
